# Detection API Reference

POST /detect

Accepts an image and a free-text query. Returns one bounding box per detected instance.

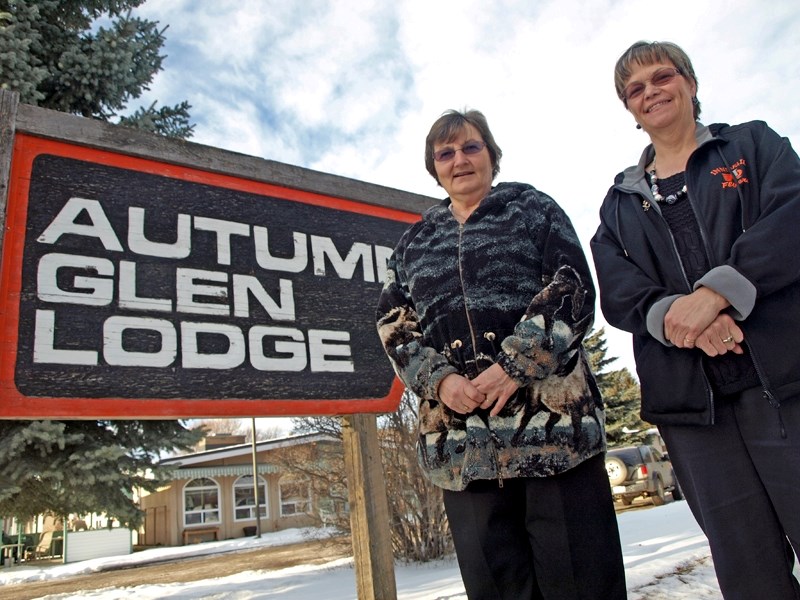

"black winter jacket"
[591,121,800,425]
[377,182,605,491]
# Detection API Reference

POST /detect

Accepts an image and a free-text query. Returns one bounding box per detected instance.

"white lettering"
[32,310,356,372]
[181,322,246,369]
[33,309,97,365]
[308,329,354,372]
[128,207,191,258]
[37,253,114,306]
[37,197,123,251]
[193,216,250,266]
[232,275,295,320]
[310,236,375,282]
[118,261,173,312]
[253,228,308,273]
[374,245,393,284]
[249,326,307,371]
[104,316,177,367]
[176,268,229,316]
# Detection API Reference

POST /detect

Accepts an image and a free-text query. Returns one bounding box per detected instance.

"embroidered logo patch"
[710,158,750,189]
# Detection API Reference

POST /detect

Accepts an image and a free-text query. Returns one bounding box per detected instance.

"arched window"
[233,475,268,521]
[184,477,220,526]
[279,477,311,517]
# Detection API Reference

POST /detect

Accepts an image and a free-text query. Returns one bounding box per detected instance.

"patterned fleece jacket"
[376,182,607,491]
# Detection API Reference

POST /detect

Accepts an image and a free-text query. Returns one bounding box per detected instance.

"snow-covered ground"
[1,500,796,599]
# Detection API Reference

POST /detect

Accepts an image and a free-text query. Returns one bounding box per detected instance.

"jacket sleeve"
[695,122,800,311]
[496,192,596,385]
[590,179,687,345]
[376,244,457,401]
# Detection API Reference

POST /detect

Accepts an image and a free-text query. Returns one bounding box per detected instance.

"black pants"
[660,388,800,600]
[442,453,626,600]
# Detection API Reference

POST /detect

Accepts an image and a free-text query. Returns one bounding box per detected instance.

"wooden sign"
[0,101,428,418]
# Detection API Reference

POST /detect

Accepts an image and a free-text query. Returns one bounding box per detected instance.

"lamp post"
[250,417,262,538]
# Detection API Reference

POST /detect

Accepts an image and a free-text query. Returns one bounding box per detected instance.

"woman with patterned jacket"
[591,41,800,599]
[376,109,625,600]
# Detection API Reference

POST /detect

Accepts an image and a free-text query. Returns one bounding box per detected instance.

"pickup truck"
[605,444,682,506]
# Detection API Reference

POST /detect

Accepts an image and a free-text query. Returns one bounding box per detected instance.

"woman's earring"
[636,123,642,130]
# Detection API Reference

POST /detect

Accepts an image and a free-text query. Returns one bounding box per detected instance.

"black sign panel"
[0,136,418,416]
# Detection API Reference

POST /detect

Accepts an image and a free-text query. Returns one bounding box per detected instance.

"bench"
[1,543,22,566]
[1,533,35,565]
[182,527,219,545]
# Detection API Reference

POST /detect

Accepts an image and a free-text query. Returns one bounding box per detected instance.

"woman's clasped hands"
[438,363,520,416]
[664,288,745,356]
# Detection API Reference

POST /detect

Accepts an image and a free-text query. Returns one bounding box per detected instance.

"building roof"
[167,464,281,480]
[159,432,339,468]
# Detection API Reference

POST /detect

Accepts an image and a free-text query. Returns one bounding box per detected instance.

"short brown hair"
[424,109,502,185]
[614,41,701,119]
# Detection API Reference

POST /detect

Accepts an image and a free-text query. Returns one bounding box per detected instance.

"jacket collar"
[619,122,718,190]
[422,182,533,225]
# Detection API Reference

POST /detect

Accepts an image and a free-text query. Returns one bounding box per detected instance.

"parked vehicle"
[605,444,683,506]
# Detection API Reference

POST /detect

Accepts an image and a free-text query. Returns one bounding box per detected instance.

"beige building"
[139,433,344,547]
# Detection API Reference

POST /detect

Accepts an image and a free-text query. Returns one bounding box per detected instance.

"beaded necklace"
[649,159,687,204]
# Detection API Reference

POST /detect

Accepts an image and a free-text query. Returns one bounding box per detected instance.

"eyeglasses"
[623,67,682,103]
[432,140,486,162]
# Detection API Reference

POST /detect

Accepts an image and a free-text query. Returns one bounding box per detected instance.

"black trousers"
[442,453,627,600]
[660,388,800,600]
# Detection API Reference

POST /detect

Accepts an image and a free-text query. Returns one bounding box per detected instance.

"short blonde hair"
[614,41,701,119]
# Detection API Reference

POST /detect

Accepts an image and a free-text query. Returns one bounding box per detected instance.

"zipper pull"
[763,389,780,409]
[763,390,787,438]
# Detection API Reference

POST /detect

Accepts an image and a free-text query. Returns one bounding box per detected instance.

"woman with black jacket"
[591,40,800,600]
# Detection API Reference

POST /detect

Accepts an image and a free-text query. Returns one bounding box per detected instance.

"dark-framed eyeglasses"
[623,67,682,103]
[432,140,487,162]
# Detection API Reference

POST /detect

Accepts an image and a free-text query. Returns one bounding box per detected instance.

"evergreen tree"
[0,420,202,526]
[0,1,200,526]
[0,0,193,138]
[584,328,651,446]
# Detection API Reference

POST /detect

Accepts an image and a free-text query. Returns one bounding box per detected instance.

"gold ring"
[684,337,695,344]
[722,335,734,344]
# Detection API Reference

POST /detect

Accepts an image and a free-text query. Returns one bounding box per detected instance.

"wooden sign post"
[0,89,434,599]
[343,414,397,599]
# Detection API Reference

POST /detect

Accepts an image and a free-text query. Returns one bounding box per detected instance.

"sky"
[4,500,786,598]
[126,0,800,378]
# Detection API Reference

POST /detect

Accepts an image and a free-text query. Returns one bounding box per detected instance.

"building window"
[279,478,311,517]
[233,475,268,521]
[184,478,220,526]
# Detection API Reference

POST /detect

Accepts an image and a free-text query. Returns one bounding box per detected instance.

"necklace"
[649,159,687,204]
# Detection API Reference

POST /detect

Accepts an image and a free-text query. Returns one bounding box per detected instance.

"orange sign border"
[0,134,417,418]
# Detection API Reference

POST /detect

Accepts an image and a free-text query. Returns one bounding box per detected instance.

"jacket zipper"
[679,179,717,425]
[631,180,717,424]
[713,147,784,436]
[744,341,786,438]
[456,221,503,486]
[491,443,504,488]
[456,223,479,365]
